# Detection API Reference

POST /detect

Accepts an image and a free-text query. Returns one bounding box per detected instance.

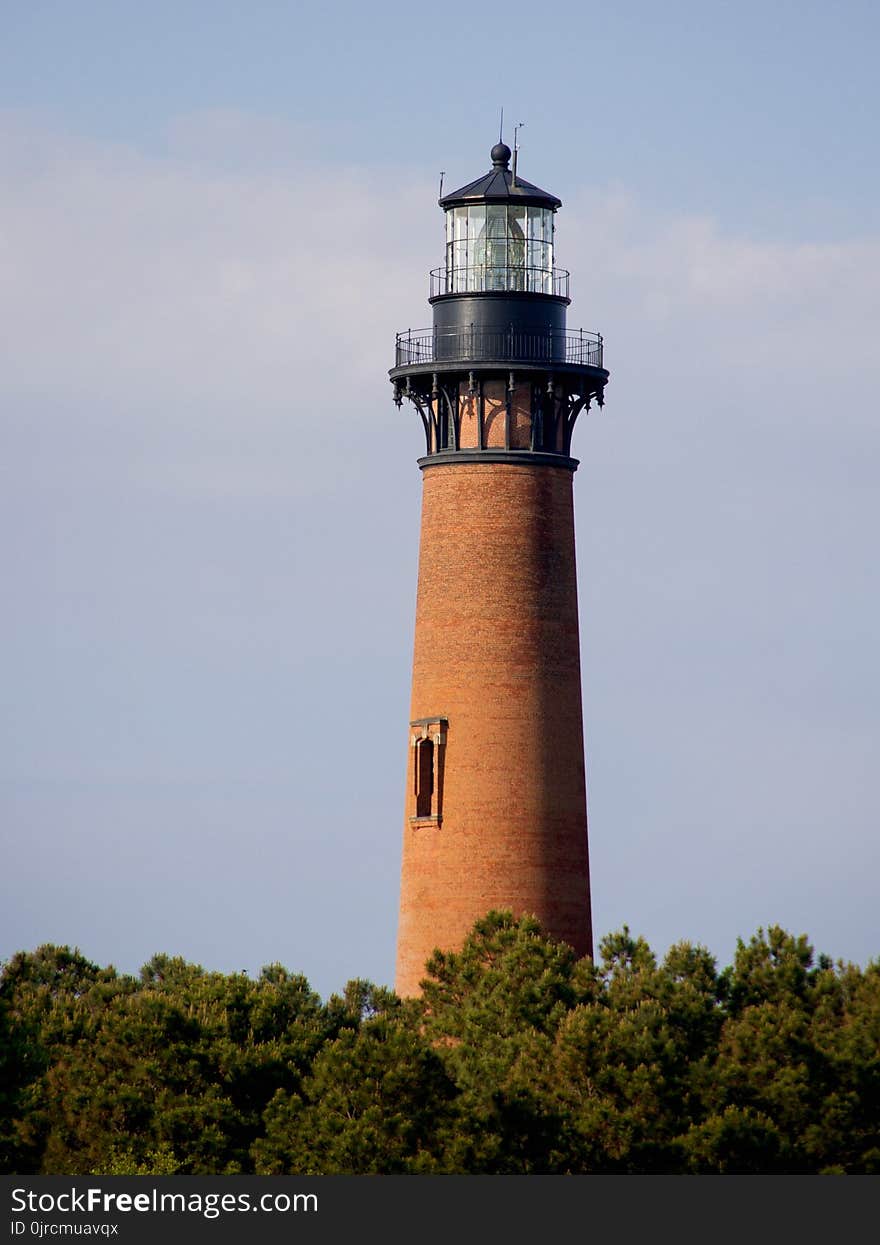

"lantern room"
[433,142,565,297]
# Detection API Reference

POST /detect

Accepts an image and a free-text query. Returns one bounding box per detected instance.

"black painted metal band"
[418,451,579,472]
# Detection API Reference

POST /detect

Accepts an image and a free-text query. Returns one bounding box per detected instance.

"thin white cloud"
[0,113,433,412]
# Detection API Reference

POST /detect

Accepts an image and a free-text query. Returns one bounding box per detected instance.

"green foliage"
[679,1106,785,1173]
[90,1143,182,1176]
[539,930,721,1171]
[721,926,816,1012]
[0,946,127,1173]
[1,945,339,1174]
[254,1017,455,1174]
[1,920,877,1175]
[418,912,595,1172]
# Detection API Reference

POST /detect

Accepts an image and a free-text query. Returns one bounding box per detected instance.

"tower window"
[414,737,434,817]
[409,717,447,824]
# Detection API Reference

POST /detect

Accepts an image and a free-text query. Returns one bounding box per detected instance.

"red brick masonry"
[395,461,592,996]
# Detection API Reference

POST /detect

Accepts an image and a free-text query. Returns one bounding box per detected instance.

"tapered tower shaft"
[396,462,591,996]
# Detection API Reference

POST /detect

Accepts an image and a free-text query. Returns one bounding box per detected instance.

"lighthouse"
[390,140,608,996]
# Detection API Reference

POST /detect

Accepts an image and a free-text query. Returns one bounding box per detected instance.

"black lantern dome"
[390,141,608,469]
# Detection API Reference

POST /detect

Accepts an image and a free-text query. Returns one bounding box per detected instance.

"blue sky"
[5,0,879,239]
[2,1,878,996]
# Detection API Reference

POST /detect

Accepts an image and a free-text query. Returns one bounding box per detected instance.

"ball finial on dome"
[490,142,511,168]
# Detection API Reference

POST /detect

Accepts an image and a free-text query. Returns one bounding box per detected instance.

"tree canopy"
[1,917,877,1174]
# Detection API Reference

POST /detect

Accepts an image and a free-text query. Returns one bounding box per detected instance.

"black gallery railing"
[430,266,570,298]
[394,326,604,369]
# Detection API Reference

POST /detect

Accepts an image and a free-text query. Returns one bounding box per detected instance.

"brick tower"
[390,140,609,996]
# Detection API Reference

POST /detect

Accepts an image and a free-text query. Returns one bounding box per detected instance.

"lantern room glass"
[444,205,554,293]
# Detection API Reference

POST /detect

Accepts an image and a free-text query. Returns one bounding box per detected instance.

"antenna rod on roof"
[512,121,524,187]
[439,170,445,199]
[499,107,504,144]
